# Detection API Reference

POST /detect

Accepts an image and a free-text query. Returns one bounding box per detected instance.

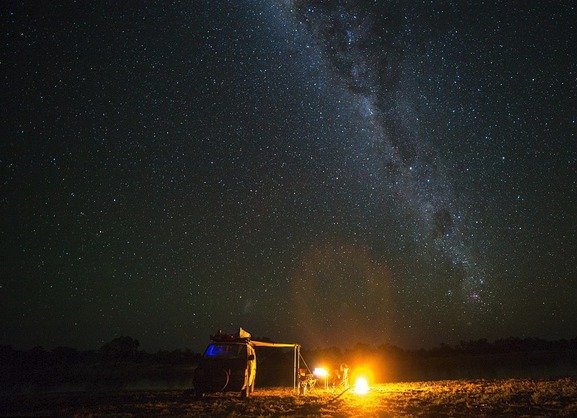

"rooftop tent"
[236,327,252,340]
[216,327,298,349]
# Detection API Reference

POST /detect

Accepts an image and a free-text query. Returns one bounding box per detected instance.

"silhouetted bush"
[100,336,141,361]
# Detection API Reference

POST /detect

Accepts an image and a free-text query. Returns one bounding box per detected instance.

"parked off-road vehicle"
[193,336,256,398]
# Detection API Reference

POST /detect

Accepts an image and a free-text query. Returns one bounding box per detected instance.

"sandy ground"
[2,377,577,416]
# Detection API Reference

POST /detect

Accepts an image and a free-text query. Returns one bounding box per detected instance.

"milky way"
[2,0,575,351]
[283,1,485,302]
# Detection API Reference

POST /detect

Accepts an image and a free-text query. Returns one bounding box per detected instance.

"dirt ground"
[2,377,577,417]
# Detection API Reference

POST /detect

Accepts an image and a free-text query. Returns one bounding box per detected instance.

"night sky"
[2,1,576,352]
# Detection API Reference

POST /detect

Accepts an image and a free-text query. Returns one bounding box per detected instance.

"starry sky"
[1,1,576,352]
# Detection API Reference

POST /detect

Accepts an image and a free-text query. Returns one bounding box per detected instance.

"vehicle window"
[204,344,245,358]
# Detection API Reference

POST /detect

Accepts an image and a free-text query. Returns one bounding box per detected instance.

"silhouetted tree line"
[2,336,577,393]
[0,336,201,365]
[0,336,200,393]
[298,337,577,383]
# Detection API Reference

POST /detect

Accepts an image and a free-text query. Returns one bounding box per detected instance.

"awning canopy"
[212,327,299,348]
[250,340,299,348]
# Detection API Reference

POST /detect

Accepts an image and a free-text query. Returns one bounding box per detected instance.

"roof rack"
[210,327,252,343]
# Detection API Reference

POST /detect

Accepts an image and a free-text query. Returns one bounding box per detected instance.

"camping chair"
[298,368,316,395]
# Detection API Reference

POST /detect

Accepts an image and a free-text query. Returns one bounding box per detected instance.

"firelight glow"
[313,367,328,378]
[354,377,369,395]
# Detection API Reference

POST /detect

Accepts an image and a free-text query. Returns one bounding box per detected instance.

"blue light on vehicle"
[205,344,224,357]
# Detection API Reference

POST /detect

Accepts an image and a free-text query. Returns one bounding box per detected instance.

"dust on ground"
[2,377,577,416]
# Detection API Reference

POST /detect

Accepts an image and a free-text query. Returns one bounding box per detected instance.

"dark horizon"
[2,1,576,353]
[4,334,577,392]
[5,333,577,356]
[4,333,577,359]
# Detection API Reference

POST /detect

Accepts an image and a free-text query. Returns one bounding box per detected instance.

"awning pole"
[293,345,297,392]
[297,345,300,393]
